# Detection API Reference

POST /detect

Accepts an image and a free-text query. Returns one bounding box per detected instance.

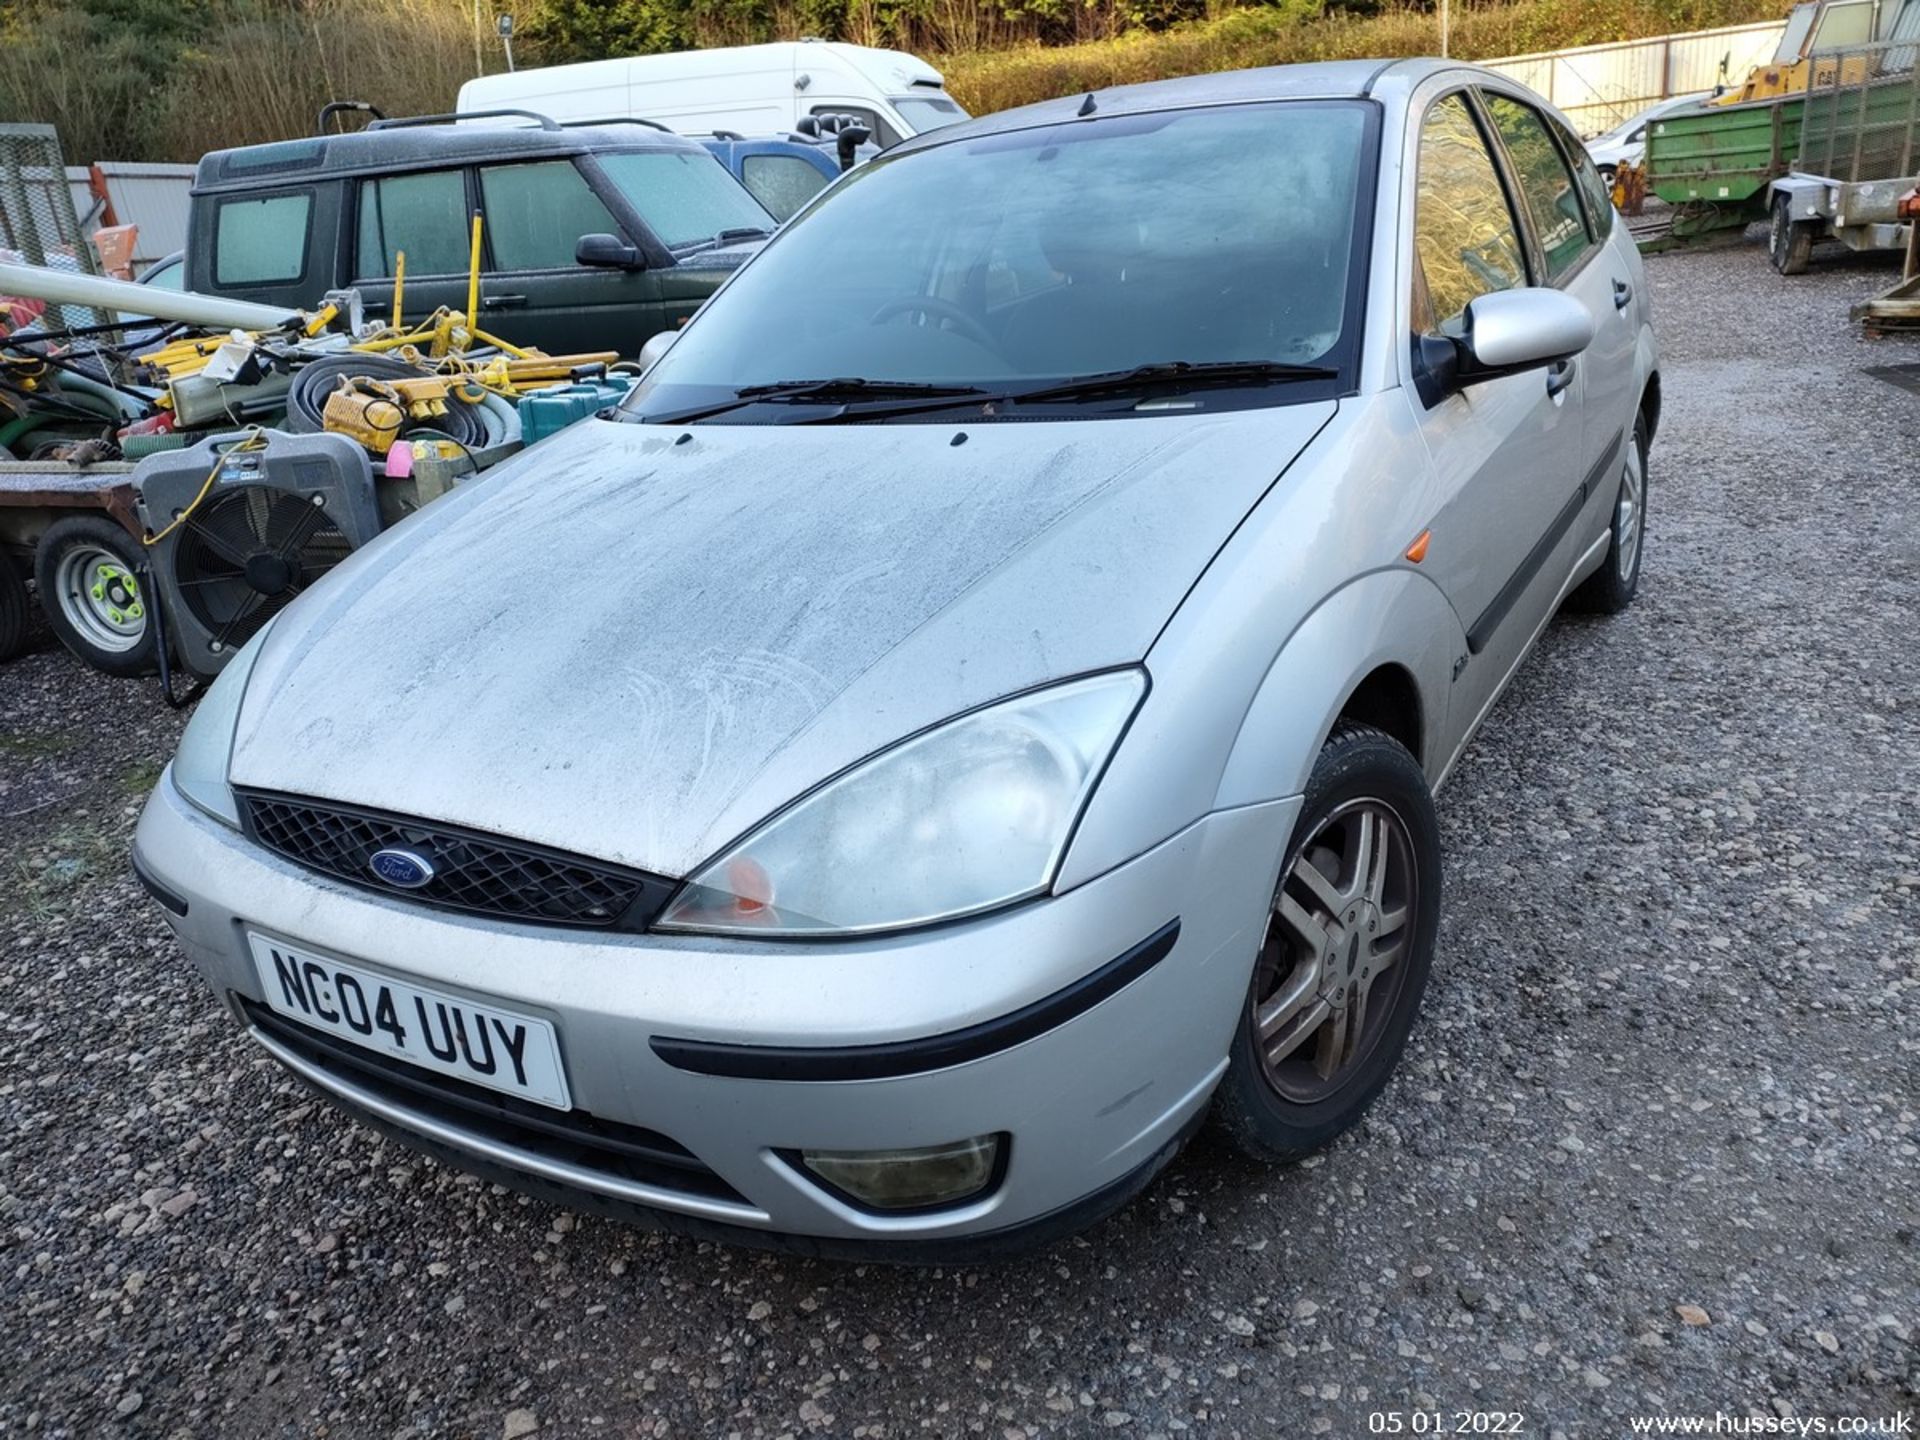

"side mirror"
[575,233,645,270]
[636,328,677,375]
[1414,287,1593,405]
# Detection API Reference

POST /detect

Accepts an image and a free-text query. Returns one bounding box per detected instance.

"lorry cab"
[457,40,969,148]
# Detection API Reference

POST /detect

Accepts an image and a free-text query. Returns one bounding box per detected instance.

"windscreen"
[891,94,971,132]
[596,150,773,249]
[626,101,1372,419]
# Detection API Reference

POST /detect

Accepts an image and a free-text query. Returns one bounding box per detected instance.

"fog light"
[799,1134,1002,1211]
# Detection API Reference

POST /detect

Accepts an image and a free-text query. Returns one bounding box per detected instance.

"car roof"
[193,120,711,194]
[889,57,1531,155]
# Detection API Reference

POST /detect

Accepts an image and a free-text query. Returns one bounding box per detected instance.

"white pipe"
[0,261,298,332]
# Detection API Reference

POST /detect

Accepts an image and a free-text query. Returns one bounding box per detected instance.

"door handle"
[1546,358,1577,397]
[481,293,528,310]
[1612,278,1633,310]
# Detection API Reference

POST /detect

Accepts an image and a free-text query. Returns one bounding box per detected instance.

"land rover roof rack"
[367,109,561,131]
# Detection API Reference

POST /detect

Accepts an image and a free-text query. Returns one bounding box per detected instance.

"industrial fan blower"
[133,431,381,680]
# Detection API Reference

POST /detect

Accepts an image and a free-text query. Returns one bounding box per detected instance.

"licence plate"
[247,933,572,1110]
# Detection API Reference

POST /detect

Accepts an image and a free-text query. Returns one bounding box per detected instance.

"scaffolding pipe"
[0,261,298,331]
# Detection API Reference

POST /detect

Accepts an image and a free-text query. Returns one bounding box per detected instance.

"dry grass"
[0,0,1781,164]
[939,0,1783,115]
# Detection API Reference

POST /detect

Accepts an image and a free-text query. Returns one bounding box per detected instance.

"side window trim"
[1459,87,1546,287]
[1548,110,1616,247]
[1472,86,1601,288]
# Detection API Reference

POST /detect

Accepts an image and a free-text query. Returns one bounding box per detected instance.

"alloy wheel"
[1251,798,1419,1103]
[1614,440,1644,584]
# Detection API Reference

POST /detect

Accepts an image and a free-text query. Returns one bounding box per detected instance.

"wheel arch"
[1214,567,1461,808]
[1639,369,1662,445]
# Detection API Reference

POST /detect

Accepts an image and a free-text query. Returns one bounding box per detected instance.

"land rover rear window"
[214,193,311,286]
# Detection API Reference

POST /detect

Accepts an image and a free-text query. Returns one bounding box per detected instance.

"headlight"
[656,670,1146,936]
[169,627,273,829]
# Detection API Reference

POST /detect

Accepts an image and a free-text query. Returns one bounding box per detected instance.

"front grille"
[238,790,675,929]
[241,998,745,1204]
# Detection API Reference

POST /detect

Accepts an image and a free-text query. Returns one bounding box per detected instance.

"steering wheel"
[869,295,994,349]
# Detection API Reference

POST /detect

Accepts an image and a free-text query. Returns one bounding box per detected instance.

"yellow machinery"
[131,216,621,443]
[1709,0,1883,104]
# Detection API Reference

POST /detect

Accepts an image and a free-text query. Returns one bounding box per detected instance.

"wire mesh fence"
[0,122,113,335]
[1796,39,1920,184]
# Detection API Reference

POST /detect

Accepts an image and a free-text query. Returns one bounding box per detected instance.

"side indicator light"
[1404,529,1432,564]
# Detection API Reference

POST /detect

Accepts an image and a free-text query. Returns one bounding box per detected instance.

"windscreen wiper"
[680,226,774,256]
[640,377,990,425]
[1004,360,1338,405]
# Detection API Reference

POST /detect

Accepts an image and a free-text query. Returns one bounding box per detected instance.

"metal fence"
[1795,37,1920,183]
[0,123,110,331]
[1482,21,1787,136]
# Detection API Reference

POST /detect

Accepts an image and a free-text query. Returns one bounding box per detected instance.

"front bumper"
[134,772,1297,1251]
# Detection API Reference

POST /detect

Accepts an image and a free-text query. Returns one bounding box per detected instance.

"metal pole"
[1440,0,1450,59]
[0,260,297,330]
[472,0,484,77]
[504,33,516,71]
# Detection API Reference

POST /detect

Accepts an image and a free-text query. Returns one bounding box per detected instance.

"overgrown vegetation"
[943,0,1779,112]
[0,0,1781,163]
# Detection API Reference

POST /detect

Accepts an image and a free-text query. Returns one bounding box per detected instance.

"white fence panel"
[1482,20,1786,134]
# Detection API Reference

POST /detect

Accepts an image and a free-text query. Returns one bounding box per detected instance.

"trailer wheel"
[33,515,159,678]
[0,551,27,663]
[1769,195,1814,276]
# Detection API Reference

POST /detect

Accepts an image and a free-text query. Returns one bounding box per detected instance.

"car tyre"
[32,515,159,678]
[0,551,27,663]
[1211,722,1441,1164]
[1567,414,1648,615]
[1769,194,1814,276]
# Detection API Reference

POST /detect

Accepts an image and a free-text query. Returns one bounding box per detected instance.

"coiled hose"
[284,353,489,449]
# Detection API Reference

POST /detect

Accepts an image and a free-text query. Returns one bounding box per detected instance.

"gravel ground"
[3,239,1917,1440]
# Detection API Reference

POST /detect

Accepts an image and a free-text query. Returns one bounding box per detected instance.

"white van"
[457,40,970,147]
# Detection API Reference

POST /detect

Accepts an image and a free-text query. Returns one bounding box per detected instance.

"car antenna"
[1078,92,1098,116]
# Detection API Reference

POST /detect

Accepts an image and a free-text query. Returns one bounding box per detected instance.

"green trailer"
[1644,90,1808,235]
[1645,2,1920,259]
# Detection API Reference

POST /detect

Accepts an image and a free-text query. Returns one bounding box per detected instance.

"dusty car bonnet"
[230,406,1334,877]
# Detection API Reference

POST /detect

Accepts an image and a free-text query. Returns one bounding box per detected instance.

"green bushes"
[0,0,1782,164]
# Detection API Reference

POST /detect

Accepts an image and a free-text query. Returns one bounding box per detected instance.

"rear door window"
[740,153,827,222]
[1552,113,1616,241]
[1481,93,1593,281]
[214,193,311,286]
[478,160,621,270]
[355,170,471,278]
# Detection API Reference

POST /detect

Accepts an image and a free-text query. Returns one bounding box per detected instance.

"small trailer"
[1761,35,1920,272]
[1645,22,1920,265]
[0,459,151,674]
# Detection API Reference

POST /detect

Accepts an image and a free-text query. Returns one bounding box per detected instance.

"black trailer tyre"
[0,551,26,663]
[1211,722,1441,1164]
[1769,194,1814,276]
[1569,414,1649,615]
[33,515,159,677]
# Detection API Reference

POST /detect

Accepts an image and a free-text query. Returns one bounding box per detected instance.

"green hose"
[0,410,55,455]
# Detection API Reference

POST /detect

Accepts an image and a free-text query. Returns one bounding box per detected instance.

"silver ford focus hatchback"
[135,58,1657,1259]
